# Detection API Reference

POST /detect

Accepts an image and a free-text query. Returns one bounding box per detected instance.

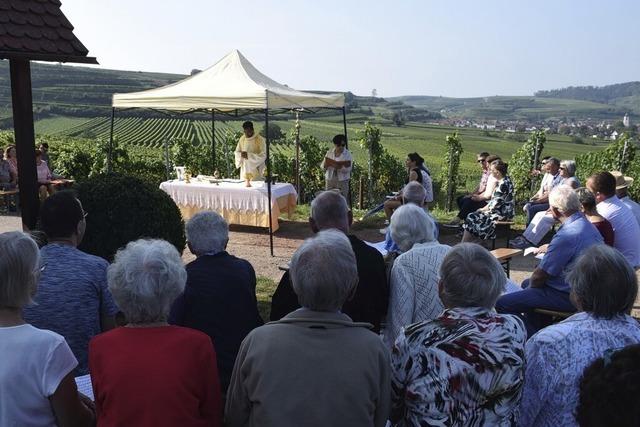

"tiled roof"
[0,0,97,63]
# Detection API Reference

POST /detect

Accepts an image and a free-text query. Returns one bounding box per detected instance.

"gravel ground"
[0,213,535,285]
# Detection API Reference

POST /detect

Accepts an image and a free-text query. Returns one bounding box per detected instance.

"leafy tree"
[508,130,546,202]
[575,133,636,183]
[357,122,405,206]
[259,123,285,142]
[392,112,405,126]
[440,132,463,211]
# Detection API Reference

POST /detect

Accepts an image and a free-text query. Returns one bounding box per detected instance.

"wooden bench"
[533,308,574,328]
[491,221,515,249]
[0,189,19,197]
[491,248,521,277]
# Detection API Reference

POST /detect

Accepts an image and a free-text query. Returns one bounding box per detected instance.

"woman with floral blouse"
[390,243,526,426]
[462,159,514,243]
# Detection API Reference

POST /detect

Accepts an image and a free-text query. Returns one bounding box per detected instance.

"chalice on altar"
[244,172,253,187]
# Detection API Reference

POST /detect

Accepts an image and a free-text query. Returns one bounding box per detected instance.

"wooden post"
[620,137,629,173]
[9,59,39,231]
[530,135,541,193]
[446,144,455,211]
[358,175,364,209]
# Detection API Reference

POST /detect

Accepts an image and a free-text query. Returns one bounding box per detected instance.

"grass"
[34,116,91,135]
[256,276,277,322]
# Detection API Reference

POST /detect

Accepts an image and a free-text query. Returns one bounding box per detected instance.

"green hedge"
[76,173,185,261]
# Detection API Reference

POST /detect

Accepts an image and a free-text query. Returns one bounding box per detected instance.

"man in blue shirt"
[24,191,118,375]
[496,185,603,337]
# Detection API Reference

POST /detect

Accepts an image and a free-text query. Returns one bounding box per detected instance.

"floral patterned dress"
[390,307,526,427]
[463,176,514,240]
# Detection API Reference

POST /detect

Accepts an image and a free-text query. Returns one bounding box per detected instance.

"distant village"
[441,113,636,141]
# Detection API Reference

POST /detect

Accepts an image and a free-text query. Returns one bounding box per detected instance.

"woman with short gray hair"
[560,159,580,189]
[226,230,391,427]
[384,204,451,348]
[0,231,95,426]
[290,229,358,312]
[185,210,229,256]
[89,239,223,426]
[390,243,526,426]
[519,244,640,427]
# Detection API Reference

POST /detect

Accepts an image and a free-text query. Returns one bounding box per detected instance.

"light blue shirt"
[539,212,603,292]
[518,312,640,427]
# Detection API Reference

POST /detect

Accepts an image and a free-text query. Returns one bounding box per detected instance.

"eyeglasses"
[477,159,486,163]
[559,167,566,170]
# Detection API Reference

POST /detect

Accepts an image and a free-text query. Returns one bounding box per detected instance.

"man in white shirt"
[523,157,563,225]
[234,121,267,187]
[611,170,640,227]
[587,171,640,268]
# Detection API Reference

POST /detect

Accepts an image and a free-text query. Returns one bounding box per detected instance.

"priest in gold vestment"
[234,121,267,187]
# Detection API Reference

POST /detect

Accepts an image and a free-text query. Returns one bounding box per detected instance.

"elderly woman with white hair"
[383,203,450,348]
[226,230,391,427]
[0,231,95,426]
[519,244,640,427]
[169,211,263,395]
[89,239,222,426]
[511,159,581,248]
[383,181,439,255]
[390,243,526,426]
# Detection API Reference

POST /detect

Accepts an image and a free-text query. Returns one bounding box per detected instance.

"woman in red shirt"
[576,187,615,246]
[89,239,222,427]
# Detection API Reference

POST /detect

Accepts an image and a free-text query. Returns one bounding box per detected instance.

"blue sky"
[60,0,639,98]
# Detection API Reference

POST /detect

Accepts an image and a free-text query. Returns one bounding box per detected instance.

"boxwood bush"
[76,173,185,261]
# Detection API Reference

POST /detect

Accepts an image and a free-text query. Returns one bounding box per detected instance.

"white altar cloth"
[159,180,297,231]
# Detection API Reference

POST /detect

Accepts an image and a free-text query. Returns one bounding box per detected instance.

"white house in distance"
[623,113,630,128]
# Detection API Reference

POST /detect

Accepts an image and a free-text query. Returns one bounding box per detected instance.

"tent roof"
[112,50,344,111]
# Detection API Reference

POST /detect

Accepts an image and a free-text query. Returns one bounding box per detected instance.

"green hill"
[390,95,630,121]
[0,60,184,118]
[4,59,635,124]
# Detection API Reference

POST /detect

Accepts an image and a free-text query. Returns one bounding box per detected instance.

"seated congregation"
[2,165,640,426]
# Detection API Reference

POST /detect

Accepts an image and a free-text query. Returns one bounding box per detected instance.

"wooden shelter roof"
[0,0,97,64]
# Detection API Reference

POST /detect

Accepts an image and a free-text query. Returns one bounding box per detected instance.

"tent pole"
[163,137,170,181]
[342,106,348,148]
[108,107,115,173]
[342,106,352,208]
[211,110,216,173]
[266,103,274,257]
[295,111,300,200]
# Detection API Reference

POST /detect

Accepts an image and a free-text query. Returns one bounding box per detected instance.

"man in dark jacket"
[270,191,389,333]
[169,211,263,394]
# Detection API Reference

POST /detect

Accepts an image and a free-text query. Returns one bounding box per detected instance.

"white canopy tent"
[109,50,347,255]
[112,50,344,110]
